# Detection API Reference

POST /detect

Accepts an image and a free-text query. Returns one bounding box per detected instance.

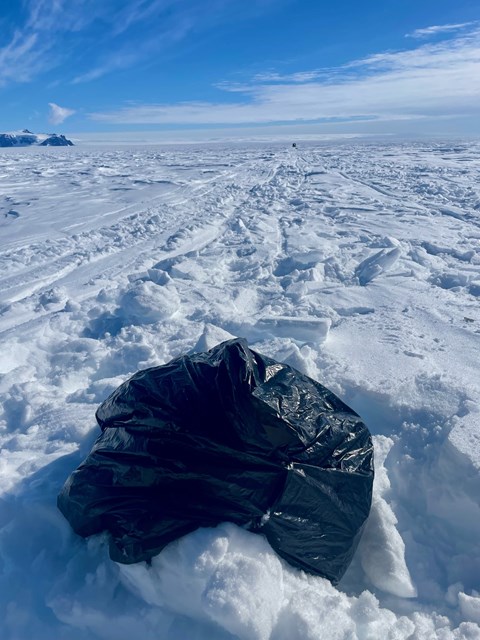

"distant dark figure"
[292,143,297,148]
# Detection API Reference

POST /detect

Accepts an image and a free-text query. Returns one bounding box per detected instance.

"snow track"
[1,142,479,639]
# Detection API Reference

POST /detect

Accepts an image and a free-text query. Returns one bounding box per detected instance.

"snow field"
[0,141,479,639]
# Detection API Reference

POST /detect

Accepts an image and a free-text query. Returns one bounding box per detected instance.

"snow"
[1,140,479,639]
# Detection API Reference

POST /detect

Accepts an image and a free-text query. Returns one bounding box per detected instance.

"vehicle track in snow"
[0,151,283,332]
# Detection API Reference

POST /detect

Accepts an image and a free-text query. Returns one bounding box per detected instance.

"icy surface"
[0,141,479,639]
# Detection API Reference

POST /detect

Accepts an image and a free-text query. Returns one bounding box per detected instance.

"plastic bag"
[58,338,373,583]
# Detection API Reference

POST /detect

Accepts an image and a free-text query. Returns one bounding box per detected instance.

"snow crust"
[0,141,479,639]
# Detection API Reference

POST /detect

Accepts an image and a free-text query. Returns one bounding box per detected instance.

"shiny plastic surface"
[58,338,374,583]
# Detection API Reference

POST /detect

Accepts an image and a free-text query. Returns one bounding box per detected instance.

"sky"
[0,0,479,141]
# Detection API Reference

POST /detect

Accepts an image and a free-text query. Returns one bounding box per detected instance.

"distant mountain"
[40,134,74,146]
[0,130,74,147]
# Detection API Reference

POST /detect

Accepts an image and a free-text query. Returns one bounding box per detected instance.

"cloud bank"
[90,25,480,127]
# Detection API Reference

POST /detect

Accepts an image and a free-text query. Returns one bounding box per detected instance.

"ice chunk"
[120,281,180,324]
[355,247,401,285]
[192,323,237,352]
[255,316,331,343]
[119,524,284,640]
[358,437,417,598]
[448,411,480,472]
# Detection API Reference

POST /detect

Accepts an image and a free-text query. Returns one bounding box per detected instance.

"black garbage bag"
[58,338,374,583]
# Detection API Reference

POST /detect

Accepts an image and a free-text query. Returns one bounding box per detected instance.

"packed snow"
[0,140,479,640]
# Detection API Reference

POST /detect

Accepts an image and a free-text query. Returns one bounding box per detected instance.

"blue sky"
[1,0,479,140]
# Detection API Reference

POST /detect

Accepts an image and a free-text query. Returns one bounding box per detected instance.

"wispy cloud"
[71,4,192,84]
[90,25,480,126]
[48,102,76,125]
[0,0,96,87]
[0,0,280,88]
[72,52,143,84]
[252,70,324,83]
[109,0,176,36]
[0,1,184,87]
[406,22,476,39]
[217,70,332,90]
[0,31,40,86]
[71,1,283,84]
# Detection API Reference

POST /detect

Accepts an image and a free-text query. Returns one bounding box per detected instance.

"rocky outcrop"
[40,134,74,146]
[0,131,74,147]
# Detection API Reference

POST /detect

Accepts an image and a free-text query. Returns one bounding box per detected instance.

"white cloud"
[109,0,176,36]
[71,9,192,85]
[72,53,141,84]
[49,102,76,125]
[90,26,480,126]
[0,31,42,86]
[70,1,235,84]
[252,70,323,83]
[406,22,476,39]
[0,0,281,88]
[0,0,96,87]
[0,1,200,87]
